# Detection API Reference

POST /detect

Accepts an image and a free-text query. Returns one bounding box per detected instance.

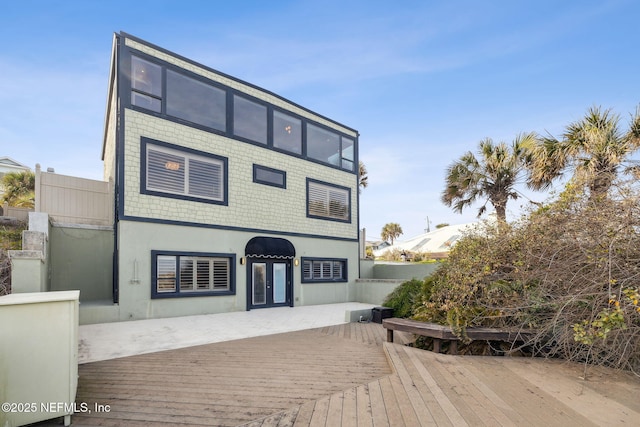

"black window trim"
[151,250,236,299]
[140,137,229,206]
[253,164,287,189]
[301,257,348,283]
[306,178,352,223]
[124,46,358,175]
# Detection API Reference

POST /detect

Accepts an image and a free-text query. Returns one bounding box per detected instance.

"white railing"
[35,164,113,226]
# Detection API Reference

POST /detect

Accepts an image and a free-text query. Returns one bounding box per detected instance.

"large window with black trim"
[302,258,347,282]
[126,49,357,173]
[307,179,351,222]
[152,251,235,298]
[141,137,228,205]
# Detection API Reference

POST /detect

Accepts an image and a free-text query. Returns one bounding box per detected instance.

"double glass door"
[248,259,292,308]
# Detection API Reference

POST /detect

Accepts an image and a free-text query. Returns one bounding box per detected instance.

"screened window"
[131,56,162,112]
[166,70,226,131]
[273,111,302,154]
[307,124,341,166]
[234,95,267,144]
[307,179,350,222]
[302,258,347,282]
[152,252,235,298]
[142,139,227,204]
[253,164,286,188]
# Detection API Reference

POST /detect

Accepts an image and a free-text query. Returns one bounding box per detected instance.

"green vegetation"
[442,133,536,224]
[381,223,403,245]
[405,105,640,371]
[0,222,26,295]
[1,170,35,208]
[383,277,434,318]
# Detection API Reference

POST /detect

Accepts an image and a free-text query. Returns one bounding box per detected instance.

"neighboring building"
[102,33,360,320]
[373,222,478,258]
[0,157,30,177]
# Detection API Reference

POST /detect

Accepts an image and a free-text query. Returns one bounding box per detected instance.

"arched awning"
[245,237,296,259]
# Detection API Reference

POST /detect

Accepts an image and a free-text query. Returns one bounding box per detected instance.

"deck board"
[68,321,640,426]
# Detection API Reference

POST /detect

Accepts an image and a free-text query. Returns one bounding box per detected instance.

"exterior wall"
[105,34,360,320]
[122,111,357,238]
[0,291,78,427]
[49,225,113,302]
[116,221,359,320]
[102,76,118,183]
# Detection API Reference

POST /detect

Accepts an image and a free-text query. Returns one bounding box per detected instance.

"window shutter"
[147,149,185,194]
[212,259,229,290]
[188,159,222,200]
[157,256,177,292]
[307,181,349,221]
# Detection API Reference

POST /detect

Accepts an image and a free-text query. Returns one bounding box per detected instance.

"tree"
[435,223,449,229]
[442,133,536,224]
[358,161,368,194]
[526,106,640,198]
[381,223,403,245]
[1,171,35,208]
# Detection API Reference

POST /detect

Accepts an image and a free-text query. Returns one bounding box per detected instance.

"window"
[131,56,162,112]
[142,138,227,204]
[152,252,235,298]
[253,164,286,188]
[302,258,347,282]
[307,179,350,222]
[167,70,226,131]
[273,110,302,154]
[233,95,267,144]
[307,124,340,166]
[341,137,355,171]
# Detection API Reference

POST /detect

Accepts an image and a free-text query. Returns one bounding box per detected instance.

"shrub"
[413,182,640,372]
[383,277,435,318]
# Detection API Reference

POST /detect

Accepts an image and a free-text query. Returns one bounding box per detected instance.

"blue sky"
[1,1,638,239]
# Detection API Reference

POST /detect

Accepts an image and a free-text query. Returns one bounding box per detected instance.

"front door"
[248,259,292,309]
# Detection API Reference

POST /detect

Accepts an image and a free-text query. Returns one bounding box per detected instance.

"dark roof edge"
[118,31,359,136]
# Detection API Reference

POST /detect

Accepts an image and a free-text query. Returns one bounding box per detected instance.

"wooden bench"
[382,318,535,355]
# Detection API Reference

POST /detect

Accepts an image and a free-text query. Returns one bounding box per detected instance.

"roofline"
[117,31,359,136]
[101,33,119,160]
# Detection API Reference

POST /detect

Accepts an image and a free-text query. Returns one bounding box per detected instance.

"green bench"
[382,317,535,355]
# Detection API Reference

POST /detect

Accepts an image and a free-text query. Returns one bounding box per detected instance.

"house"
[0,156,30,177]
[372,222,478,259]
[100,32,360,320]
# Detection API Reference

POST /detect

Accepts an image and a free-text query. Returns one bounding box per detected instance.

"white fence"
[35,164,113,226]
[1,203,31,221]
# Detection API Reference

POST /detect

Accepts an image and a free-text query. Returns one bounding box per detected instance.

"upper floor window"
[167,70,226,131]
[307,179,350,222]
[142,138,227,205]
[131,56,162,112]
[127,50,357,174]
[253,164,286,188]
[233,95,267,144]
[273,111,302,155]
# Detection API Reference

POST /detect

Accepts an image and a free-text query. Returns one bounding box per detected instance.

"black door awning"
[245,237,296,259]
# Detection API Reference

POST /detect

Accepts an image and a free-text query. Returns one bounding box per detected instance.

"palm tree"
[381,223,403,245]
[1,171,35,208]
[526,106,640,198]
[358,161,368,194]
[442,133,536,224]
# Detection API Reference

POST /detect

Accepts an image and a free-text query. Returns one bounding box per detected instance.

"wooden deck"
[70,322,640,426]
